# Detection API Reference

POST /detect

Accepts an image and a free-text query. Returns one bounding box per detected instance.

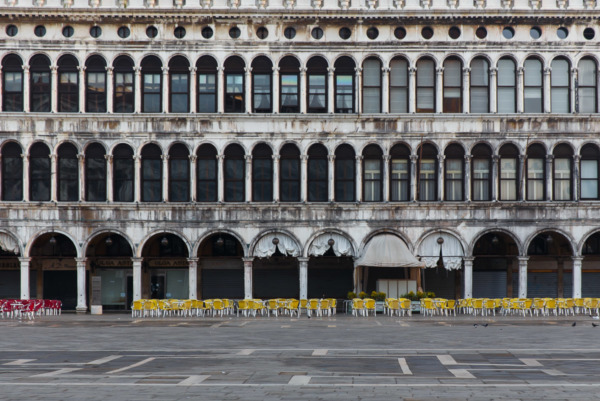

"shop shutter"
[527,272,557,298]
[253,269,299,299]
[473,271,507,298]
[308,267,353,299]
[202,269,244,299]
[582,272,600,297]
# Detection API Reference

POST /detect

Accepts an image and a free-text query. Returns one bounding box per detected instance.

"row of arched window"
[3,141,600,203]
[2,53,598,114]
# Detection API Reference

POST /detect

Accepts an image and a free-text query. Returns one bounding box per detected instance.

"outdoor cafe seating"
[0,299,61,319]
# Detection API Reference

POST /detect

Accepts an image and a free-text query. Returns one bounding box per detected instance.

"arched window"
[524,58,543,113]
[389,57,408,113]
[252,57,273,113]
[581,143,600,200]
[389,143,410,201]
[85,55,107,113]
[499,144,519,201]
[252,144,273,202]
[362,58,381,113]
[141,144,162,202]
[2,54,23,112]
[168,144,189,202]
[57,143,78,201]
[113,144,134,202]
[444,144,464,201]
[279,56,300,113]
[224,144,245,202]
[307,143,328,202]
[169,56,189,113]
[551,58,570,113]
[279,144,300,202]
[417,143,437,201]
[578,58,597,113]
[224,56,245,113]
[196,144,217,202]
[497,58,516,113]
[553,144,572,201]
[30,55,51,112]
[416,58,435,113]
[306,56,328,113]
[470,57,489,113]
[443,57,462,113]
[113,56,134,113]
[334,57,355,113]
[29,142,51,201]
[85,143,106,202]
[471,143,492,201]
[526,144,546,201]
[2,142,23,201]
[141,56,162,113]
[362,145,382,201]
[57,55,79,112]
[197,56,217,113]
[334,144,355,202]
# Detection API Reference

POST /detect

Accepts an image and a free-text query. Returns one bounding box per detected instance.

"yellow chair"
[158,299,174,317]
[384,298,396,315]
[285,299,299,317]
[237,299,251,317]
[298,299,308,316]
[387,299,400,316]
[420,298,437,316]
[319,299,330,317]
[442,299,457,316]
[251,299,267,316]
[212,299,225,317]
[307,299,320,317]
[326,298,337,315]
[471,298,484,316]
[483,299,496,316]
[179,299,192,317]
[267,299,280,317]
[544,298,558,316]
[532,298,545,316]
[352,299,364,317]
[363,298,376,316]
[399,298,412,316]
[131,299,144,318]
[143,299,158,317]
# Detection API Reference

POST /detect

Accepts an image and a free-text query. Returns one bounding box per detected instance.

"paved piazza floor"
[0,312,599,400]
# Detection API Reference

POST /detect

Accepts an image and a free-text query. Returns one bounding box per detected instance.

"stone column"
[463,67,470,113]
[50,154,57,202]
[189,155,197,202]
[105,155,113,202]
[134,155,141,202]
[410,154,418,201]
[162,154,169,202]
[106,66,114,113]
[491,155,499,201]
[299,67,307,114]
[518,155,526,201]
[217,154,225,202]
[242,257,254,299]
[132,257,143,301]
[272,67,280,114]
[0,66,3,111]
[546,154,554,201]
[78,66,86,113]
[245,154,252,202]
[572,256,583,298]
[382,155,390,202]
[543,67,551,113]
[570,67,577,113]
[51,65,58,113]
[435,67,444,113]
[381,67,390,114]
[272,154,280,202]
[245,67,252,114]
[408,67,416,114]
[78,153,85,201]
[327,67,335,114]
[489,67,497,113]
[22,65,30,113]
[300,155,308,202]
[438,154,445,201]
[518,256,529,298]
[162,67,169,113]
[22,153,29,201]
[463,257,474,299]
[217,67,224,114]
[19,257,30,300]
[355,155,363,202]
[573,154,581,201]
[188,258,198,299]
[328,154,335,202]
[298,257,309,300]
[189,67,197,113]
[134,67,142,113]
[355,67,362,114]
[75,257,87,313]
[464,155,472,201]
[516,66,524,113]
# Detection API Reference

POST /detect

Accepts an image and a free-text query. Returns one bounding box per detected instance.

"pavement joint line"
[5,348,600,352]
[177,375,210,385]
[437,355,458,365]
[375,320,383,326]
[3,359,35,365]
[106,358,155,374]
[280,325,291,328]
[86,355,122,365]
[312,349,328,356]
[542,369,567,376]
[397,358,412,375]
[520,358,543,366]
[31,368,82,377]
[288,375,311,385]
[448,369,476,379]
[5,382,600,387]
[236,349,255,356]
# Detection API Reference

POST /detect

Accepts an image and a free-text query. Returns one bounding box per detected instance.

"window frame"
[307,144,328,202]
[470,58,490,113]
[442,58,462,113]
[196,145,218,202]
[112,144,134,202]
[279,145,300,202]
[168,144,190,202]
[416,58,435,113]
[85,143,107,202]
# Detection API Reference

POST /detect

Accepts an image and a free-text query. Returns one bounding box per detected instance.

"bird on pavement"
[593,323,599,327]
[572,322,577,327]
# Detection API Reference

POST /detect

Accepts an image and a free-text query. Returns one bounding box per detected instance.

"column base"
[75,306,88,314]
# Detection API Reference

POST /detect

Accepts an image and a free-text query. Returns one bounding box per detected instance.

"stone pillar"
[217,154,225,202]
[546,155,553,201]
[299,67,307,114]
[105,155,113,202]
[298,257,309,300]
[243,257,254,299]
[435,67,444,113]
[518,256,529,298]
[327,67,335,114]
[464,155,472,201]
[408,67,416,114]
[134,155,141,202]
[543,67,551,113]
[78,66,86,113]
[23,65,30,113]
[381,67,390,114]
[518,155,526,201]
[463,67,470,113]
[0,66,3,111]
[463,257,474,299]
[272,154,280,202]
[78,153,85,201]
[245,154,252,202]
[410,154,418,201]
[573,154,581,201]
[132,257,143,301]
[355,155,363,202]
[245,67,252,114]
[490,67,498,113]
[19,257,30,300]
[51,65,58,113]
[106,66,114,113]
[188,258,198,299]
[134,67,141,113]
[162,67,169,113]
[272,67,279,114]
[189,67,197,113]
[328,154,335,202]
[162,154,169,202]
[572,256,583,298]
[491,155,499,201]
[438,154,445,201]
[50,154,57,202]
[189,155,197,202]
[22,153,29,201]
[382,155,390,202]
[570,67,577,113]
[75,257,87,313]
[217,67,224,114]
[516,66,524,113]
[355,67,362,114]
[300,155,308,202]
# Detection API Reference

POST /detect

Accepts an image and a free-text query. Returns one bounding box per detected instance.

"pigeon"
[593,323,599,328]
[473,324,478,327]
[482,323,489,327]
[572,322,577,327]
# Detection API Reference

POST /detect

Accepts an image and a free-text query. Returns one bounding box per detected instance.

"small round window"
[584,27,595,40]
[174,26,186,39]
[366,27,379,40]
[394,27,406,40]
[202,26,213,39]
[6,24,17,37]
[34,25,46,38]
[284,27,296,39]
[475,26,487,39]
[62,26,74,38]
[146,26,158,39]
[502,26,515,39]
[256,27,268,39]
[449,26,461,39]
[117,26,130,39]
[557,27,568,39]
[421,27,433,40]
[229,27,241,39]
[530,26,541,39]
[339,27,351,40]
[311,27,323,40]
[90,26,102,38]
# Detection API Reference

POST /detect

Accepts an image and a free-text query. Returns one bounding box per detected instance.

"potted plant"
[371,291,386,312]
[401,291,435,313]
